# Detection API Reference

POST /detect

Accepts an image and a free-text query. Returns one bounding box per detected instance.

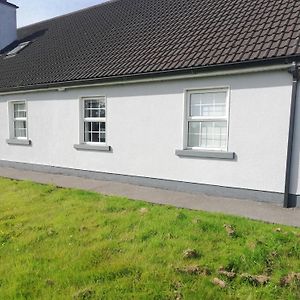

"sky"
[13,0,107,28]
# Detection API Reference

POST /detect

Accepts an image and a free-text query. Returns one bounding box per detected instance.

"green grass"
[0,178,299,300]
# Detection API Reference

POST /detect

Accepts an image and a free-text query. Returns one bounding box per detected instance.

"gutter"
[284,62,299,208]
[0,63,293,96]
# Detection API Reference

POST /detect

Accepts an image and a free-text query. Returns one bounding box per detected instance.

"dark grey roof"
[0,0,18,9]
[0,0,300,92]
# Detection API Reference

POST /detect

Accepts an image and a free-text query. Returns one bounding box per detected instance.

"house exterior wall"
[0,2,17,50]
[0,70,293,198]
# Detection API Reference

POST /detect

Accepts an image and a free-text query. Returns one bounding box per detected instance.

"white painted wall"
[0,1,17,50]
[0,71,293,193]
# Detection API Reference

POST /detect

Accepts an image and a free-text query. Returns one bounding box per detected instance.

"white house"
[0,0,300,207]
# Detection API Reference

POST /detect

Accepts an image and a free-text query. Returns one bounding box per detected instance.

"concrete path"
[0,166,300,227]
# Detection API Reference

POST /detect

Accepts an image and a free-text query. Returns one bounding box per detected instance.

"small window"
[11,101,28,139]
[185,89,229,151]
[6,41,31,57]
[82,98,106,144]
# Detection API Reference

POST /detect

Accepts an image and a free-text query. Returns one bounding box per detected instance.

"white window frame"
[80,96,107,146]
[183,87,230,151]
[8,100,28,140]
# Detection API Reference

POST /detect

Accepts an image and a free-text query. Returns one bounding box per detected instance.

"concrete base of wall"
[0,159,296,207]
[288,194,300,208]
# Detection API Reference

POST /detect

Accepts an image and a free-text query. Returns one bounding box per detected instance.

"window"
[75,97,110,152]
[83,98,106,144]
[6,41,31,58]
[185,89,229,151]
[11,101,27,139]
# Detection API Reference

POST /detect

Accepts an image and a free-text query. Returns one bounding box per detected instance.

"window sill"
[74,144,111,152]
[6,139,31,146]
[175,149,235,160]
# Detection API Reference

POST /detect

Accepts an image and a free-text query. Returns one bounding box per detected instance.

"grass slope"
[0,178,299,299]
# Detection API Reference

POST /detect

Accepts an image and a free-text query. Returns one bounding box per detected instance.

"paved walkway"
[0,166,300,227]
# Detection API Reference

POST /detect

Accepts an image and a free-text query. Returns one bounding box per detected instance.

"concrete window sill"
[175,149,235,160]
[6,139,32,146]
[74,144,111,152]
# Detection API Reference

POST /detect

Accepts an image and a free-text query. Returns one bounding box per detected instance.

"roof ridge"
[18,0,119,29]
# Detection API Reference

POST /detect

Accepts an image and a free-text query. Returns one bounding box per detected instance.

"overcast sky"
[13,0,107,28]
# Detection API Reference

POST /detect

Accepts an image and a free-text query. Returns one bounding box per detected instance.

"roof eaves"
[0,55,299,94]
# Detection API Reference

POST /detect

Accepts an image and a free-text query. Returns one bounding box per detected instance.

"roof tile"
[1,0,300,91]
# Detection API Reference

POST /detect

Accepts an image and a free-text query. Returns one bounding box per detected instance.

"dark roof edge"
[1,56,299,94]
[0,0,18,9]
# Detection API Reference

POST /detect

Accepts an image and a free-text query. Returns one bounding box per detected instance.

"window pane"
[92,109,100,118]
[92,133,100,143]
[188,122,201,147]
[92,122,100,131]
[100,122,105,131]
[6,42,30,57]
[84,109,90,118]
[14,128,27,138]
[188,121,227,149]
[84,121,106,143]
[84,122,91,142]
[100,133,106,143]
[14,103,26,118]
[84,122,91,132]
[85,108,101,118]
[84,132,91,143]
[84,99,105,118]
[190,92,226,117]
[14,120,27,138]
[14,120,26,130]
[85,100,100,109]
[14,103,25,111]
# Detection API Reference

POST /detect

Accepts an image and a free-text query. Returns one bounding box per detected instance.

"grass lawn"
[0,178,300,299]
